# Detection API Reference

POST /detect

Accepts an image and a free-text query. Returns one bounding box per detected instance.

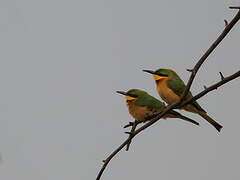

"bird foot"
[124,131,133,135]
[123,121,134,128]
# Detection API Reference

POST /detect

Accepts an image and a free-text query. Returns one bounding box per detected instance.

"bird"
[116,89,199,126]
[143,68,222,132]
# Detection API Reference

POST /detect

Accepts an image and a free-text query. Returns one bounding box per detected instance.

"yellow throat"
[125,96,136,101]
[153,74,168,81]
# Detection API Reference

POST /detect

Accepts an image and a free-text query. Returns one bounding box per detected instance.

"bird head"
[116,89,147,101]
[143,68,177,81]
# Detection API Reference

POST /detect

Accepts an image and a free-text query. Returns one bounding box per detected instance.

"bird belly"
[156,80,180,104]
[157,80,199,114]
[127,102,150,122]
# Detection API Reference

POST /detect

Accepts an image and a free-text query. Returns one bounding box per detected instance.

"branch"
[224,19,229,27]
[219,72,225,80]
[125,121,138,151]
[229,6,240,9]
[96,7,240,180]
[96,133,137,180]
[180,70,240,107]
[181,7,240,100]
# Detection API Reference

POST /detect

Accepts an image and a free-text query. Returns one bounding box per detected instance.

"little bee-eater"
[143,68,222,132]
[116,89,199,126]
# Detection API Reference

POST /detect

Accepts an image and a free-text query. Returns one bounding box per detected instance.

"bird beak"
[116,91,137,101]
[116,91,128,96]
[142,69,155,74]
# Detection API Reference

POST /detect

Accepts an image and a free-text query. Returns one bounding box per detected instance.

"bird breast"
[156,79,180,104]
[126,101,150,122]
[156,79,200,113]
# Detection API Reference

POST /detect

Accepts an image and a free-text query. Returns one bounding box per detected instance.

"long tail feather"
[197,111,223,132]
[170,110,199,126]
[178,114,200,126]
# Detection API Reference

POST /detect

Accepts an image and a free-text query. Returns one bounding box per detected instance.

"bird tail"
[197,110,223,132]
[170,110,199,126]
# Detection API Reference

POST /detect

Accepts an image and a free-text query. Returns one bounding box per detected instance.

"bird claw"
[123,121,134,128]
[124,131,133,135]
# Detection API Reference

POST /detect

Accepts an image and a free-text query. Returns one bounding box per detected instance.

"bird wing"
[135,95,166,121]
[167,77,206,113]
[135,94,165,110]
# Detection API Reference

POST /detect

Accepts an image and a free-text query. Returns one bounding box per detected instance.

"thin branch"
[224,19,229,27]
[181,8,240,101]
[180,70,240,107]
[186,68,193,72]
[96,133,137,180]
[219,72,225,80]
[96,8,240,180]
[229,6,240,9]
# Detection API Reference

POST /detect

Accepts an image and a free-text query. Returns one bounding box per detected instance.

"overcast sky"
[0,0,240,180]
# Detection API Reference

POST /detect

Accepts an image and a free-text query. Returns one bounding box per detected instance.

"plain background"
[0,0,239,179]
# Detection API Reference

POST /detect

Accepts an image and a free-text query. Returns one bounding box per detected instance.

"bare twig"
[229,6,240,9]
[203,85,208,90]
[96,8,240,180]
[97,133,137,180]
[180,70,240,107]
[180,8,240,101]
[186,68,193,72]
[219,72,225,80]
[224,19,229,26]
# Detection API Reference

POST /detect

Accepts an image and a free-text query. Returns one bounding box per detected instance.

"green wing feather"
[135,94,166,120]
[134,94,167,121]
[167,77,206,113]
[135,94,165,110]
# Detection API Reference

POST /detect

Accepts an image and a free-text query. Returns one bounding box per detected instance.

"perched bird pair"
[117,68,223,132]
[117,89,199,126]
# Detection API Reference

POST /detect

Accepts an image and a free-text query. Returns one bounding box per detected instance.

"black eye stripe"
[127,94,138,98]
[157,72,168,77]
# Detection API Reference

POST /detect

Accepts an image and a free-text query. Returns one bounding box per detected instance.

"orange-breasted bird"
[143,68,222,132]
[116,89,199,126]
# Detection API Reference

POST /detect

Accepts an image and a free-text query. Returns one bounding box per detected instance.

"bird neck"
[126,100,150,122]
[126,100,136,109]
[155,77,169,86]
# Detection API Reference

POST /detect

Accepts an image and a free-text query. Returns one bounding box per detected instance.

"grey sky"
[0,0,239,180]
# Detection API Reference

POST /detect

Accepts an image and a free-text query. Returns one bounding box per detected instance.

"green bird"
[116,89,199,126]
[143,68,222,132]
